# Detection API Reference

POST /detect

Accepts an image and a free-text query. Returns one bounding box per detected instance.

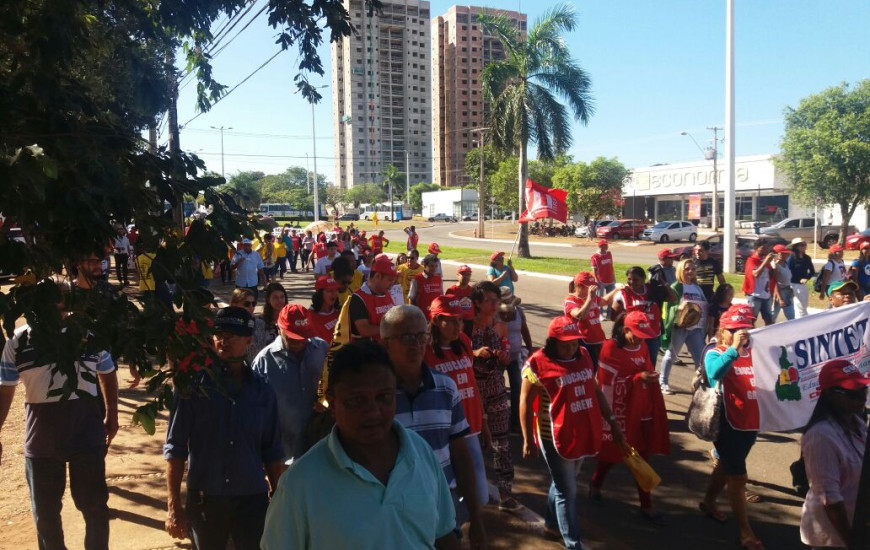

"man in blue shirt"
[850,241,870,298]
[164,307,284,550]
[251,303,328,463]
[231,238,265,303]
[262,341,459,550]
[381,305,487,549]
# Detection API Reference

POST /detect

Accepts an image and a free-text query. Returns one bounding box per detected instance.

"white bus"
[258,203,325,218]
[360,202,412,221]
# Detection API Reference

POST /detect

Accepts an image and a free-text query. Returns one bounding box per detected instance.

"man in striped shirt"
[381,305,488,549]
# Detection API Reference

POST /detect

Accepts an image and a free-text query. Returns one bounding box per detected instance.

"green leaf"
[133,406,157,436]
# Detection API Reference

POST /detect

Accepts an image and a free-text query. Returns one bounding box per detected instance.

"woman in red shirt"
[592,310,670,525]
[521,315,626,548]
[408,254,443,318]
[425,295,490,505]
[309,276,341,343]
[564,271,606,370]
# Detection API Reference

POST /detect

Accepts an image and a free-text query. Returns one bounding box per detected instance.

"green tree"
[489,156,570,212]
[221,171,265,209]
[775,80,870,244]
[0,0,382,432]
[409,183,441,213]
[463,144,509,184]
[324,185,347,216]
[380,163,404,201]
[552,157,630,219]
[480,5,594,257]
[346,183,386,209]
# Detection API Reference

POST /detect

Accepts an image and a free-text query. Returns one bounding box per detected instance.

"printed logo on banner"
[774,347,801,402]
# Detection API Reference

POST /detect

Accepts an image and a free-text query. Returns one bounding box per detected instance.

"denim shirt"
[163,365,283,496]
[251,337,328,462]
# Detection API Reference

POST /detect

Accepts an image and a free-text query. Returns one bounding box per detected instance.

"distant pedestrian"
[397,249,424,304]
[300,231,315,273]
[817,244,846,302]
[113,225,131,285]
[693,242,725,302]
[786,238,815,318]
[498,286,532,430]
[488,251,517,294]
[445,264,474,321]
[648,248,678,287]
[609,266,676,368]
[591,240,616,318]
[404,224,419,252]
[849,241,870,299]
[408,254,443,318]
[659,259,707,395]
[771,244,795,321]
[231,238,265,302]
[309,276,341,344]
[742,241,775,325]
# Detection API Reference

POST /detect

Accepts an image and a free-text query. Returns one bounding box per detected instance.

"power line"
[211,3,269,58]
[180,49,285,128]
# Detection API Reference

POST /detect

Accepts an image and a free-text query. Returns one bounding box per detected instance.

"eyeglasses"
[242,300,256,307]
[387,332,430,347]
[829,387,868,401]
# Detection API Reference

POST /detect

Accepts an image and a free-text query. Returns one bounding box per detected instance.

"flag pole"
[508,222,523,261]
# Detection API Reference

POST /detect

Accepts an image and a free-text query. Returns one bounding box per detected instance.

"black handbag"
[687,365,722,442]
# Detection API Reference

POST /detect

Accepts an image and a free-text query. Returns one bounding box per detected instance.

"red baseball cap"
[457,264,472,274]
[624,310,659,339]
[657,248,680,260]
[861,241,870,250]
[719,304,756,330]
[277,304,313,340]
[818,359,870,391]
[428,243,442,254]
[547,316,583,341]
[370,254,398,277]
[490,251,505,261]
[598,239,609,247]
[429,295,461,318]
[772,244,791,254]
[573,272,596,287]
[315,276,341,291]
[829,244,844,253]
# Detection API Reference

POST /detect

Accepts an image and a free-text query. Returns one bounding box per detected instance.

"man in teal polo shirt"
[261,341,459,550]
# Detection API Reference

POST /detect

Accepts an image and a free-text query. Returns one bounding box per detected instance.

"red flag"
[518,179,568,223]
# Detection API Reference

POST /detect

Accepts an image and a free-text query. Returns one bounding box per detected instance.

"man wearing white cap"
[785,237,816,318]
[232,238,266,302]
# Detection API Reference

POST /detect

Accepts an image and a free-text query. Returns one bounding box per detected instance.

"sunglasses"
[242,300,256,307]
[829,387,868,400]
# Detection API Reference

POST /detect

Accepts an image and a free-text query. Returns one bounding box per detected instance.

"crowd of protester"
[0,222,867,550]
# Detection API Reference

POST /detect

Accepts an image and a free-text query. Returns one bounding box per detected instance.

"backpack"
[813,260,832,293]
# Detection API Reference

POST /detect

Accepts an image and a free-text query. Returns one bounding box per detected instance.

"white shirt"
[113,235,130,255]
[800,417,866,548]
[314,255,337,276]
[680,283,707,331]
[752,267,771,299]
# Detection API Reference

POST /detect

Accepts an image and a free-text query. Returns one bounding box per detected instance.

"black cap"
[214,306,255,336]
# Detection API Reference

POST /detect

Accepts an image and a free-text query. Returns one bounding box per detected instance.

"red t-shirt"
[563,294,606,344]
[412,273,443,317]
[310,308,339,344]
[617,286,662,338]
[369,235,385,254]
[714,346,760,431]
[590,251,615,284]
[407,232,419,251]
[446,284,474,320]
[424,334,484,434]
[312,242,328,260]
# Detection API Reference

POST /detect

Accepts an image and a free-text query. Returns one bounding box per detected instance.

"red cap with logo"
[428,243,442,254]
[370,254,398,277]
[573,272,596,287]
[658,248,680,260]
[829,243,844,253]
[457,264,472,274]
[429,295,461,318]
[719,304,756,330]
[315,276,341,291]
[547,316,583,341]
[818,359,870,391]
[598,239,609,247]
[490,251,505,262]
[772,244,791,254]
[624,310,659,339]
[861,241,870,250]
[277,304,313,340]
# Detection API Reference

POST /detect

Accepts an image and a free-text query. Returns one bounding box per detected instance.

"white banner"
[750,301,870,432]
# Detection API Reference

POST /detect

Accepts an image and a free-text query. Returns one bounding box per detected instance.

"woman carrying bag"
[520,315,627,550]
[699,304,765,550]
[592,311,670,526]
[659,259,708,395]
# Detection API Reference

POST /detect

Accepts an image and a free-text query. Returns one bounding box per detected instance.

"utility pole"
[148,125,157,154]
[311,102,320,221]
[706,126,722,233]
[723,0,736,273]
[306,153,311,193]
[211,125,233,179]
[166,53,184,234]
[472,127,490,239]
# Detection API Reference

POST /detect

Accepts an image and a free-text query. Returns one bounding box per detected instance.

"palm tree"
[380,163,404,221]
[479,4,594,257]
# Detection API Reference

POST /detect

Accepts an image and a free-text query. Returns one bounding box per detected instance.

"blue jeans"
[25,453,110,550]
[540,437,584,550]
[465,435,490,507]
[645,337,661,368]
[660,327,705,387]
[746,294,773,324]
[186,492,269,550]
[597,283,616,319]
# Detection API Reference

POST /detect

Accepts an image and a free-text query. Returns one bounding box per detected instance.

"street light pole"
[300,85,328,221]
[210,125,233,179]
[706,126,722,233]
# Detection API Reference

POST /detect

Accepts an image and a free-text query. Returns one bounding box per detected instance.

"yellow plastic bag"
[623,447,661,493]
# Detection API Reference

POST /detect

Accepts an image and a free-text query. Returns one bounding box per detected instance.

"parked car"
[428,213,458,223]
[759,217,854,248]
[845,228,870,250]
[462,213,492,221]
[596,219,646,240]
[671,234,788,272]
[337,213,359,221]
[642,220,697,243]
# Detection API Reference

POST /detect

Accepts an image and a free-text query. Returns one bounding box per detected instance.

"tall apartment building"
[331,0,432,190]
[432,6,526,187]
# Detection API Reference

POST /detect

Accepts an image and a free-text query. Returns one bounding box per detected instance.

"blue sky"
[172,0,870,183]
